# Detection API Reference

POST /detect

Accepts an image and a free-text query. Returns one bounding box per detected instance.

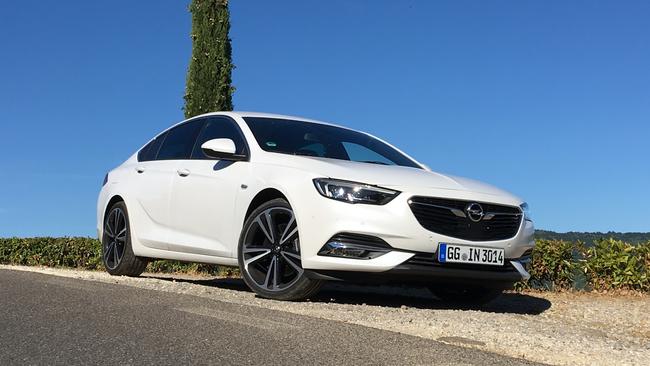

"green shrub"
[0,237,239,277]
[2,237,648,292]
[145,260,239,277]
[522,239,585,291]
[0,237,103,270]
[583,239,649,291]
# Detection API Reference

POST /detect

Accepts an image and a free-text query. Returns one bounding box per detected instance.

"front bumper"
[305,254,532,287]
[293,185,535,279]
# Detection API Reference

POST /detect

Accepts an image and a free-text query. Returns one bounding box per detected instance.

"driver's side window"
[191,117,248,159]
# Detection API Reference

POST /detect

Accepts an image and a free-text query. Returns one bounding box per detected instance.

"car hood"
[266,155,521,202]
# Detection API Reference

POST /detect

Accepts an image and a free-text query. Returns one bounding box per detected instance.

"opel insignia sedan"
[97,112,535,304]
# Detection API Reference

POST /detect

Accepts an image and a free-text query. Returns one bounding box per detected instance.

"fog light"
[318,240,390,260]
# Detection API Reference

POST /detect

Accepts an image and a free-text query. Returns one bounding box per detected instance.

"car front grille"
[408,196,522,241]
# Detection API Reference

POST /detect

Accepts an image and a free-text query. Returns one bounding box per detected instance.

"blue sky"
[0,0,648,237]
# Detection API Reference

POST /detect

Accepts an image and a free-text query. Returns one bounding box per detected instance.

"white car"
[97,112,535,304]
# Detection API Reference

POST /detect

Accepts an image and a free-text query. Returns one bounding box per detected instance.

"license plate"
[438,243,504,266]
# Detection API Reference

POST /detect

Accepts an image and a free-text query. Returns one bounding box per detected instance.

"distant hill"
[535,230,650,245]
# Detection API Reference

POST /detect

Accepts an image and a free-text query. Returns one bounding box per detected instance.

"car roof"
[192,111,347,129]
[139,111,424,169]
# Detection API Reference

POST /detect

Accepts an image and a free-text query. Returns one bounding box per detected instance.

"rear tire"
[238,198,323,301]
[102,201,147,277]
[428,285,502,307]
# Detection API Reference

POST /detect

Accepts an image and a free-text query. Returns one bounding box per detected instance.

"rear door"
[130,132,173,249]
[168,116,250,258]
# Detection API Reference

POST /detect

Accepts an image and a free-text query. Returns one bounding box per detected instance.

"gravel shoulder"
[3,265,648,366]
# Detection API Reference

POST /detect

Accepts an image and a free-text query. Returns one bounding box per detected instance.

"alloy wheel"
[103,207,126,270]
[242,207,303,291]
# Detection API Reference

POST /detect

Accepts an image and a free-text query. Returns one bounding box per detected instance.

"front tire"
[238,198,322,301]
[102,201,147,276]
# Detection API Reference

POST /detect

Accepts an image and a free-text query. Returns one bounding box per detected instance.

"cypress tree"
[183,0,234,118]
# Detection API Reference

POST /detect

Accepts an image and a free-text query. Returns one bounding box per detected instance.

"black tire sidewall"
[237,198,321,301]
[102,201,146,276]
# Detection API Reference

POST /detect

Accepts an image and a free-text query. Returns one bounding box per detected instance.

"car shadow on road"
[312,283,552,315]
[144,275,552,315]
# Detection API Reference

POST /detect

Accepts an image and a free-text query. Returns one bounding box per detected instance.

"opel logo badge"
[466,203,484,222]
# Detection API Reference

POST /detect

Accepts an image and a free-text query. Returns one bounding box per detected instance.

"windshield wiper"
[361,160,390,165]
[293,150,319,157]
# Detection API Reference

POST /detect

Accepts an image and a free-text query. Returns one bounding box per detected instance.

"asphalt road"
[0,270,541,365]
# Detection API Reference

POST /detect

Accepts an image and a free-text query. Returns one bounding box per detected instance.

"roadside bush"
[1,237,648,292]
[146,260,239,277]
[522,239,585,291]
[583,239,649,291]
[0,237,238,277]
[0,237,103,270]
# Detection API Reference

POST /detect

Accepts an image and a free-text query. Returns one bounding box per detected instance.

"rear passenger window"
[137,132,167,162]
[157,120,204,160]
[191,117,248,159]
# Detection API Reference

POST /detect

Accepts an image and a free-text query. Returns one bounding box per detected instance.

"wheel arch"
[244,188,289,221]
[99,194,126,239]
[104,195,125,219]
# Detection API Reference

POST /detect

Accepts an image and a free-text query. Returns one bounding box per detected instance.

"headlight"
[313,178,400,205]
[520,202,532,221]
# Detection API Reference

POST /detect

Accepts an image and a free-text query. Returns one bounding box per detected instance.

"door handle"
[177,168,191,177]
[136,167,145,174]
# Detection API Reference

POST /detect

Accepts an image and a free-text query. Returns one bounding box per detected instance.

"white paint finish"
[97,111,535,276]
[168,159,250,258]
[201,138,236,155]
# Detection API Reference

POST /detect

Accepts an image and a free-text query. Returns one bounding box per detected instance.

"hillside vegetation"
[535,230,650,245]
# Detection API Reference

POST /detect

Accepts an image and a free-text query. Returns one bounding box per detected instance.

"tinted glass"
[137,132,166,162]
[342,142,394,165]
[157,120,204,160]
[243,117,421,168]
[297,143,325,157]
[191,117,248,159]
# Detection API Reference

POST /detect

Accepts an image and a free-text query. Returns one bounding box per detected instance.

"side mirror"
[201,138,246,161]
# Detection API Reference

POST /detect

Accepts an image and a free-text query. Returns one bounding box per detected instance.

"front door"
[168,116,251,258]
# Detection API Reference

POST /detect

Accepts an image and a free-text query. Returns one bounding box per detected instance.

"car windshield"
[243,117,421,169]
